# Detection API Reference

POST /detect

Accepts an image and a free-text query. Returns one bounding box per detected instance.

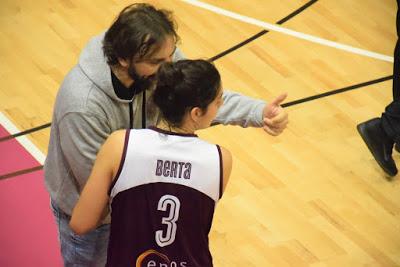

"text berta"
[155,160,192,179]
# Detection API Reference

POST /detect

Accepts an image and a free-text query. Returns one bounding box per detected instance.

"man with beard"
[44,3,288,266]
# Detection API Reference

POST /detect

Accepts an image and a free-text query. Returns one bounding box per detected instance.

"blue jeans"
[50,199,110,266]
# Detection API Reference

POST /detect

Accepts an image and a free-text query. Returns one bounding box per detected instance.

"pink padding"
[0,125,62,266]
[0,126,40,175]
[0,125,7,138]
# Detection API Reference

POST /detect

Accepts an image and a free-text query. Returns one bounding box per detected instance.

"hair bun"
[158,62,184,86]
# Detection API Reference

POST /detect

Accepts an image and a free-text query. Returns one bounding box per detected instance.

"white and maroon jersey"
[106,126,223,267]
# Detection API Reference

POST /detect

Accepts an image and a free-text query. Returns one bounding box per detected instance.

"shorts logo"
[136,249,187,267]
[136,249,170,266]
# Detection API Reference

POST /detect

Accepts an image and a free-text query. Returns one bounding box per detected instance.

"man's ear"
[118,58,129,68]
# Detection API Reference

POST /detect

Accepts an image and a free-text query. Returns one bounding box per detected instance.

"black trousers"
[381,0,400,143]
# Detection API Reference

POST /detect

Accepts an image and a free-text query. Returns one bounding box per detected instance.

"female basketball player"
[70,59,232,267]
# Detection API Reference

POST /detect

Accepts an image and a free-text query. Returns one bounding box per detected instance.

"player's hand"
[262,93,288,136]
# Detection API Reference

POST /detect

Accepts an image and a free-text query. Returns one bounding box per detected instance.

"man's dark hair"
[103,3,178,65]
[153,60,221,127]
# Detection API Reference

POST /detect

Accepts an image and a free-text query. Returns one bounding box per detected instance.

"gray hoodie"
[44,32,266,220]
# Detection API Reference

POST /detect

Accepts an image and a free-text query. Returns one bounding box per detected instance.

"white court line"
[0,112,46,165]
[181,0,394,63]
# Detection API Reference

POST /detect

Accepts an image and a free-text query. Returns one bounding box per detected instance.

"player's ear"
[190,107,203,122]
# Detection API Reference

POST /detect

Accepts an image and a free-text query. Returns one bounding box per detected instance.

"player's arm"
[219,146,233,193]
[69,130,126,235]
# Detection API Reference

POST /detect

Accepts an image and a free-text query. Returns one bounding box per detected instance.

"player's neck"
[157,120,196,135]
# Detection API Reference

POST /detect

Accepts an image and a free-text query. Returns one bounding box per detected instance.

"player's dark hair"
[153,59,221,127]
[103,3,178,65]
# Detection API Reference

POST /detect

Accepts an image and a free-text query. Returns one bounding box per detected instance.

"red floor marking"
[0,125,62,266]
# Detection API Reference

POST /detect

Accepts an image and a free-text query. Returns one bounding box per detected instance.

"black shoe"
[357,118,397,176]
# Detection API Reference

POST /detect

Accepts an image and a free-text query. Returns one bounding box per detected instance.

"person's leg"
[394,0,400,100]
[356,2,400,177]
[382,3,400,145]
[381,101,400,145]
[393,39,400,100]
[50,199,110,266]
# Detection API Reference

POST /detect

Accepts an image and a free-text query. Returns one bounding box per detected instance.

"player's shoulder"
[109,129,127,139]
[217,145,232,163]
[106,130,128,149]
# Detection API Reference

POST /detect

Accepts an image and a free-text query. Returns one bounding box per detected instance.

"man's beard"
[128,64,155,95]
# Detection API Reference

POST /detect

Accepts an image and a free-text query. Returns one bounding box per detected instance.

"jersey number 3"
[155,195,181,247]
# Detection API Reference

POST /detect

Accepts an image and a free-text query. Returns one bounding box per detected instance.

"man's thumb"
[269,93,287,107]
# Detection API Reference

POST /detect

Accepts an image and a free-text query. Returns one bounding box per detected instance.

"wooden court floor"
[0,0,399,266]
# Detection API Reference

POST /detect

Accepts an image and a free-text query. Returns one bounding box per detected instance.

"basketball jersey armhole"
[108,129,131,195]
[216,144,223,199]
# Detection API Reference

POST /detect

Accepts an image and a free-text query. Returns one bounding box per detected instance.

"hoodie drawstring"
[142,90,146,129]
[128,91,146,129]
[129,102,133,129]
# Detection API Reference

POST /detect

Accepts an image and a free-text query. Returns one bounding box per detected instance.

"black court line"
[0,0,319,144]
[0,122,51,142]
[282,75,393,107]
[0,165,43,181]
[209,30,268,62]
[209,0,319,61]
